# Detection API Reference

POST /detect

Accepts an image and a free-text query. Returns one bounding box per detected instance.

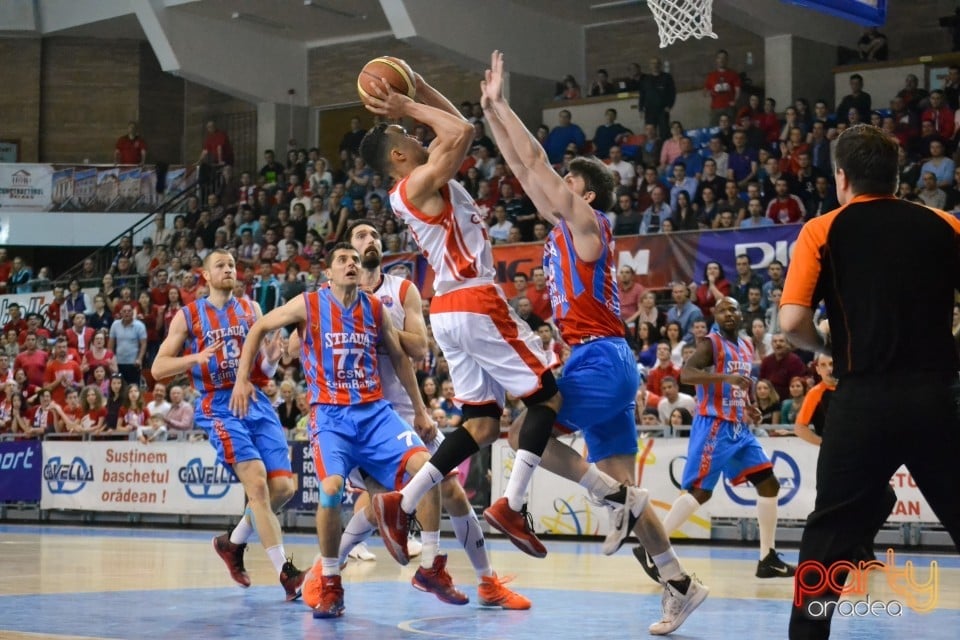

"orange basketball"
[357,56,416,101]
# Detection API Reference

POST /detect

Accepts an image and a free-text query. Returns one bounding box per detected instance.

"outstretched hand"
[261,330,283,365]
[361,77,412,120]
[481,50,505,110]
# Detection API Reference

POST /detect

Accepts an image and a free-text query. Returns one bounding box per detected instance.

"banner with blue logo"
[0,440,42,502]
[41,441,245,515]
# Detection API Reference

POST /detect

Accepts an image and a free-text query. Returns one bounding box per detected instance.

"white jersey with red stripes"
[371,272,415,423]
[389,177,496,295]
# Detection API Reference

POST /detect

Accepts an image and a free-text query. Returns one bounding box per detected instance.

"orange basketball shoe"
[478,573,532,610]
[483,498,546,558]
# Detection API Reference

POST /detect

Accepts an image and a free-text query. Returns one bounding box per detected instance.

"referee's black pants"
[789,372,960,639]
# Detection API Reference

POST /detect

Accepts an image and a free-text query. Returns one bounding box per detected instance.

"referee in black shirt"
[780,124,960,639]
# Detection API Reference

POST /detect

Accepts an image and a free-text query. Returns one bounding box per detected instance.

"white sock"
[400,462,444,513]
[504,449,541,511]
[339,509,376,565]
[321,556,340,577]
[229,508,255,544]
[451,512,493,580]
[651,547,684,582]
[757,495,778,560]
[420,530,440,569]
[662,493,700,536]
[578,464,621,502]
[265,544,287,576]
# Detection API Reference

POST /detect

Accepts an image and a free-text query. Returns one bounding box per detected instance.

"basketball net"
[647,0,719,48]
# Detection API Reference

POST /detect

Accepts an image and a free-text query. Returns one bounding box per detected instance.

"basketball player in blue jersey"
[152,248,305,600]
[230,244,451,619]
[480,51,706,634]
[636,297,795,581]
[342,220,530,609]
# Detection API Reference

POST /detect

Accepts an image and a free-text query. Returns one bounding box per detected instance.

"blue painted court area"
[0,582,956,640]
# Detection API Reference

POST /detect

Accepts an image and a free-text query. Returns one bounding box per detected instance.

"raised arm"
[229,295,306,416]
[397,284,428,359]
[481,51,602,255]
[362,78,473,209]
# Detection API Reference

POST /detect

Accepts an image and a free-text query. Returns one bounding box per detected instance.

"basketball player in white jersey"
[358,72,564,565]
[337,219,530,609]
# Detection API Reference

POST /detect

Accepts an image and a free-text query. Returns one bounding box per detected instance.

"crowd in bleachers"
[4,49,960,445]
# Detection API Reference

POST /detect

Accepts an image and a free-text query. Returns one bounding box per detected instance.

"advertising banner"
[491,436,938,540]
[0,164,54,211]
[0,440,42,502]
[40,441,245,515]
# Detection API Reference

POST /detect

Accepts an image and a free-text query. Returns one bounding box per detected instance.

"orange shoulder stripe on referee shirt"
[796,382,826,426]
[781,194,892,308]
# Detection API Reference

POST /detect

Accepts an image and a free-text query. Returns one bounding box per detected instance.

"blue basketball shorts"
[309,398,427,491]
[195,389,292,478]
[681,415,772,491]
[555,337,639,463]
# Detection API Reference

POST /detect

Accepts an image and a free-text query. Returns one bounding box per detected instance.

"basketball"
[357,56,416,101]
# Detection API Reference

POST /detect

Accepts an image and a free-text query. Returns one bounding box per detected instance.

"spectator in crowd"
[639,123,663,170]
[704,49,741,123]
[14,333,48,388]
[528,267,552,321]
[638,56,676,139]
[86,294,113,333]
[556,75,581,100]
[759,334,806,399]
[647,341,681,397]
[635,291,666,335]
[618,265,644,332]
[657,376,696,426]
[920,139,955,189]
[339,117,367,157]
[674,190,700,231]
[605,145,636,186]
[918,171,947,208]
[669,163,698,211]
[0,249,10,294]
[116,383,147,435]
[754,379,782,428]
[780,376,808,425]
[640,185,671,234]
[666,282,704,343]
[199,120,233,166]
[728,131,759,189]
[65,313,95,357]
[43,337,82,407]
[23,389,57,438]
[613,193,642,236]
[593,109,632,161]
[164,385,195,433]
[83,333,118,386]
[766,178,806,224]
[514,297,545,332]
[588,68,616,97]
[146,382,171,418]
[252,259,283,313]
[543,110,585,165]
[438,379,464,428]
[276,379,301,435]
[730,254,763,306]
[837,74,871,125]
[691,262,731,323]
[9,257,33,294]
[108,305,146,384]
[923,90,955,141]
[115,121,146,165]
[659,120,685,171]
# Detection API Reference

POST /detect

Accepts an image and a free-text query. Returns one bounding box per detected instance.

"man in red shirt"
[14,333,48,388]
[115,121,147,164]
[45,286,67,336]
[528,267,552,322]
[149,268,178,306]
[18,314,51,346]
[759,334,807,399]
[704,50,741,124]
[647,342,681,396]
[44,337,83,407]
[618,266,645,333]
[0,248,11,293]
[765,179,806,224]
[3,302,28,335]
[65,313,96,357]
[200,120,234,166]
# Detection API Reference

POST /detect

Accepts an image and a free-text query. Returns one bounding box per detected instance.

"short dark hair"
[358,123,392,174]
[834,124,898,196]
[328,242,359,261]
[346,219,378,242]
[568,157,615,212]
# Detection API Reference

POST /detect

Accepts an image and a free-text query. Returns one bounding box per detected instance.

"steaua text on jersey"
[300,288,385,406]
[695,330,755,423]
[182,297,269,393]
[544,211,624,344]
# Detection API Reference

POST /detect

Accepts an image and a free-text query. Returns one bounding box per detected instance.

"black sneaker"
[633,545,662,585]
[756,549,796,578]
